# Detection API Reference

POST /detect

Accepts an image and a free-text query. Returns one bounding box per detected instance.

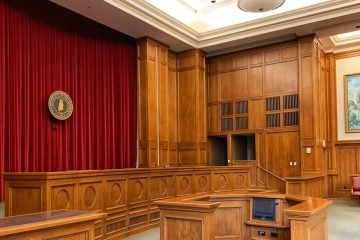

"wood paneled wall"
[137,39,207,167]
[137,36,330,197]
[177,50,207,166]
[137,38,178,167]
[325,50,360,197]
[206,37,328,196]
[299,38,328,177]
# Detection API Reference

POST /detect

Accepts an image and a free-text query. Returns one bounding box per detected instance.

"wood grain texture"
[178,49,207,166]
[5,166,252,239]
[0,210,103,240]
[156,191,331,240]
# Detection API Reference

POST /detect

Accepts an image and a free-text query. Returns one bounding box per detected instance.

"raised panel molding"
[5,166,253,238]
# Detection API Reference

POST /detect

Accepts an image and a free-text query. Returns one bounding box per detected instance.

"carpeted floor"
[328,197,360,240]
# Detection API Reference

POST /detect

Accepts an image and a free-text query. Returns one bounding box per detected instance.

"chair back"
[353,176,360,191]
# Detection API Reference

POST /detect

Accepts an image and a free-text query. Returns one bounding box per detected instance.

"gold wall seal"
[48,91,73,120]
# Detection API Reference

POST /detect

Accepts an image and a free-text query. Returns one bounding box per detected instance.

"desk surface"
[0,210,104,237]
[155,190,332,217]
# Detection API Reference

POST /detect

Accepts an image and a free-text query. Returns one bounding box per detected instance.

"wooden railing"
[4,166,254,239]
[254,164,286,193]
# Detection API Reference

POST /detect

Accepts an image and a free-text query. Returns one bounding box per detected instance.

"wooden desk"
[155,191,332,240]
[0,210,104,240]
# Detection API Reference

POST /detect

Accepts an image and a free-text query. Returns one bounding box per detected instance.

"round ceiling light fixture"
[237,0,285,12]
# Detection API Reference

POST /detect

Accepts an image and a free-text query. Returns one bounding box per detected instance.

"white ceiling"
[145,0,330,32]
[51,0,360,55]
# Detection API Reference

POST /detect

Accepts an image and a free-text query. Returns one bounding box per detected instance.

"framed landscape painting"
[344,73,360,132]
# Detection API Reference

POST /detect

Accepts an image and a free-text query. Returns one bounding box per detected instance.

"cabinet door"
[265,132,300,177]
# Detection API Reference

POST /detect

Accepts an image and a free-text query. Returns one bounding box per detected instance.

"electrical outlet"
[290,162,293,166]
[294,162,297,166]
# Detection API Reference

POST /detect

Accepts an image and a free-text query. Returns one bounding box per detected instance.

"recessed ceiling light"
[337,30,360,39]
[237,0,285,13]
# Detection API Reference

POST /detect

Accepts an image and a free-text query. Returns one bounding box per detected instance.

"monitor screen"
[252,198,276,221]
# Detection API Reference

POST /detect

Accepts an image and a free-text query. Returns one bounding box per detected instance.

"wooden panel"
[137,38,169,167]
[150,176,176,200]
[265,132,300,178]
[289,210,327,240]
[128,177,148,205]
[232,172,249,190]
[220,72,232,101]
[159,62,169,142]
[165,218,202,239]
[106,179,126,211]
[51,184,76,211]
[232,69,248,100]
[215,207,242,238]
[178,150,197,165]
[79,182,102,212]
[233,54,249,69]
[287,183,302,195]
[300,56,314,138]
[281,46,298,60]
[219,57,233,71]
[264,60,298,95]
[249,66,263,97]
[265,49,281,63]
[168,52,177,163]
[208,104,219,133]
[178,53,197,69]
[178,49,207,165]
[213,173,232,192]
[147,59,158,141]
[300,41,313,56]
[250,52,263,65]
[178,70,197,141]
[177,175,193,196]
[337,147,357,193]
[208,74,219,103]
[249,99,264,129]
[8,186,43,216]
[194,174,211,193]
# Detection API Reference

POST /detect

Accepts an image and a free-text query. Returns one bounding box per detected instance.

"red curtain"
[0,0,137,201]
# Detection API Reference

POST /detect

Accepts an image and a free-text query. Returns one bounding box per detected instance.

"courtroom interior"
[1,0,360,239]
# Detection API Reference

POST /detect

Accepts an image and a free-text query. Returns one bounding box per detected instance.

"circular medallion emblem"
[48,91,73,120]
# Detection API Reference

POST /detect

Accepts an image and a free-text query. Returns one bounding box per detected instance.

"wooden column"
[137,38,177,167]
[157,201,218,240]
[177,49,207,166]
[299,37,328,179]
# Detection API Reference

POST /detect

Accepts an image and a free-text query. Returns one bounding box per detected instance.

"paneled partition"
[4,166,253,239]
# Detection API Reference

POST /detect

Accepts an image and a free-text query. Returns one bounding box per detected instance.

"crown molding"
[104,0,200,47]
[104,0,360,50]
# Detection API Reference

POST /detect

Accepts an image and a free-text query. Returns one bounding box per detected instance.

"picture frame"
[344,73,360,132]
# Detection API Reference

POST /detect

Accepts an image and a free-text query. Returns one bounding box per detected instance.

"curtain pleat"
[0,0,137,201]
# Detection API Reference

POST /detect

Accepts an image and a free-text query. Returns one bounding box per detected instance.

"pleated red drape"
[0,0,137,201]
